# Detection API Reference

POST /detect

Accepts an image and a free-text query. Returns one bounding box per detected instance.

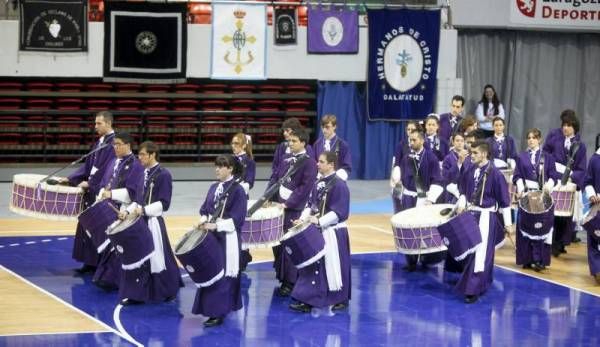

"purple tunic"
[441,150,461,203]
[312,135,353,176]
[93,154,145,289]
[439,112,463,143]
[488,135,517,164]
[456,162,511,297]
[513,150,559,267]
[584,153,600,275]
[394,148,443,212]
[270,142,315,187]
[425,135,449,162]
[543,133,587,246]
[192,180,247,318]
[291,174,351,308]
[119,166,184,302]
[236,153,256,189]
[70,133,116,267]
[268,152,318,286]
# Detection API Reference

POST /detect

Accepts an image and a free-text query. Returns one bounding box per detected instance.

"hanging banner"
[274,7,298,46]
[307,6,358,54]
[367,9,440,121]
[510,0,600,30]
[211,4,267,79]
[103,2,187,83]
[19,0,88,52]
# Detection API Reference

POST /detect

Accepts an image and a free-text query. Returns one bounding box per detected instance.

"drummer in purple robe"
[513,129,560,272]
[94,132,145,291]
[542,111,587,256]
[269,118,314,191]
[391,130,445,271]
[455,140,512,303]
[390,121,421,212]
[583,145,600,284]
[231,132,256,270]
[312,114,352,180]
[267,128,317,296]
[439,95,465,143]
[116,141,183,306]
[424,114,449,162]
[442,132,469,204]
[289,151,351,313]
[488,117,517,170]
[62,111,116,274]
[194,154,247,327]
[543,109,576,154]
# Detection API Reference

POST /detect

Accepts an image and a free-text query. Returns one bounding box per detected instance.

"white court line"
[9,243,19,247]
[0,264,135,342]
[113,305,143,347]
[0,329,110,337]
[496,264,600,298]
[57,237,68,241]
[352,224,393,234]
[41,239,51,243]
[25,241,36,245]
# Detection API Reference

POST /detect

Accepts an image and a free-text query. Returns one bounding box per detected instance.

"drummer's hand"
[504,225,514,234]
[118,211,129,220]
[77,181,89,189]
[424,200,433,205]
[590,195,600,204]
[58,177,70,184]
[203,223,217,231]
[309,215,319,225]
[292,219,302,226]
[101,190,112,200]
[134,207,143,216]
[515,192,523,199]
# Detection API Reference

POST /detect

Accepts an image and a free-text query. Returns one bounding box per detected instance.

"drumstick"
[505,227,516,251]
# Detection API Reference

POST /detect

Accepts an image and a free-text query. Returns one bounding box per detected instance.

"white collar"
[596,147,600,155]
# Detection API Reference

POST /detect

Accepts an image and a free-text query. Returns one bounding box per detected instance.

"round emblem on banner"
[135,31,157,54]
[384,34,424,92]
[534,222,543,229]
[285,246,293,255]
[322,16,344,47]
[442,237,450,246]
[48,19,61,38]
[116,245,124,254]
[186,265,195,273]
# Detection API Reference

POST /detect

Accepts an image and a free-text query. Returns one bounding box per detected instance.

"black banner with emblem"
[103,2,187,83]
[273,7,297,46]
[19,0,88,52]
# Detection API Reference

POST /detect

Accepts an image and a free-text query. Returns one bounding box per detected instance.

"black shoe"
[277,283,293,297]
[522,264,532,269]
[595,274,600,285]
[203,317,223,327]
[289,302,312,313]
[403,263,417,272]
[332,302,348,311]
[94,280,117,291]
[164,295,176,302]
[531,263,543,273]
[552,248,561,258]
[464,295,478,304]
[572,236,581,243]
[560,247,567,254]
[74,264,96,275]
[120,298,143,306]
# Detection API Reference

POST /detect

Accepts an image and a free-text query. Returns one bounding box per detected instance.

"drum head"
[107,215,140,235]
[518,191,553,214]
[175,228,207,254]
[391,204,453,228]
[282,222,311,241]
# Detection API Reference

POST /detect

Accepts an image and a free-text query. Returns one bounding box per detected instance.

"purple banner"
[307,7,358,54]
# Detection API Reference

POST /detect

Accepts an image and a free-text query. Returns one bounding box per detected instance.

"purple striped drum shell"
[517,191,554,238]
[437,211,482,261]
[390,204,452,255]
[174,228,224,287]
[583,204,600,243]
[242,201,284,249]
[78,200,119,249]
[280,222,326,269]
[550,183,577,217]
[107,216,155,268]
[9,174,84,221]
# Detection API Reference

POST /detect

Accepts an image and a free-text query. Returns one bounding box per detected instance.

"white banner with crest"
[211,4,267,79]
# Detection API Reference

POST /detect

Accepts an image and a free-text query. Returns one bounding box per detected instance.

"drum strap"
[410,155,426,198]
[107,154,134,190]
[316,175,338,217]
[143,166,162,205]
[210,180,240,223]
[470,163,493,206]
[561,141,580,185]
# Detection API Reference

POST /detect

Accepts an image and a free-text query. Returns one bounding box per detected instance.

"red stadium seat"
[0,98,22,109]
[201,133,226,145]
[188,3,211,25]
[202,100,227,111]
[229,84,256,93]
[258,85,284,94]
[144,99,170,111]
[115,99,142,111]
[115,83,142,92]
[56,98,83,110]
[147,116,170,128]
[284,100,311,111]
[286,84,312,94]
[229,99,254,111]
[26,99,53,109]
[25,115,48,128]
[173,133,197,145]
[173,116,198,128]
[86,99,112,110]
[0,115,22,127]
[26,133,46,144]
[25,82,53,91]
[173,99,199,111]
[257,99,283,111]
[55,116,84,128]
[149,133,170,145]
[0,133,21,145]
[0,82,22,91]
[145,84,172,93]
[201,84,227,94]
[86,83,113,92]
[56,83,84,92]
[174,83,200,94]
[57,134,83,145]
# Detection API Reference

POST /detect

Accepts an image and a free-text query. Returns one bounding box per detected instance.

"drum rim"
[107,215,142,235]
[391,204,454,228]
[517,191,554,215]
[246,200,284,220]
[282,222,313,241]
[174,228,208,255]
[13,173,84,194]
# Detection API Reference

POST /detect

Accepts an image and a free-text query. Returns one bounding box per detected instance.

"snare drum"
[174,228,224,287]
[437,211,482,261]
[583,203,600,242]
[242,201,284,249]
[280,222,326,269]
[9,173,84,221]
[551,182,577,217]
[78,200,119,249]
[517,191,554,238]
[390,204,452,255]
[107,216,155,269]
